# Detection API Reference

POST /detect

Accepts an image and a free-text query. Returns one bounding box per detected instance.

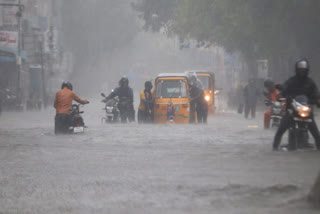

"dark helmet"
[144,81,153,90]
[61,81,73,90]
[186,72,197,86]
[119,77,129,87]
[264,79,275,92]
[295,58,309,77]
[264,79,274,88]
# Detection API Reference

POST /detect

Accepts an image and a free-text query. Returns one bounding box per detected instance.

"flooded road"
[0,100,319,214]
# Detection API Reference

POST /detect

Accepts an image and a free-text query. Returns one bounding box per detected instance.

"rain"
[0,0,320,213]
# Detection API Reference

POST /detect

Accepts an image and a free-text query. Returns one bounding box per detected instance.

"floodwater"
[0,99,319,214]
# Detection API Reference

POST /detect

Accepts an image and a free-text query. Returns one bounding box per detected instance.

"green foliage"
[132,0,177,31]
[134,0,320,75]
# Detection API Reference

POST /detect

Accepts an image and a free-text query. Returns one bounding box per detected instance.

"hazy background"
[55,0,231,96]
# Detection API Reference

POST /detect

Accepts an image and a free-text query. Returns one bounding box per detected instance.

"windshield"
[156,80,188,98]
[197,76,210,90]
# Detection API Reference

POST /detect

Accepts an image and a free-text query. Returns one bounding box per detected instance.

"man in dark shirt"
[273,58,320,150]
[105,77,135,123]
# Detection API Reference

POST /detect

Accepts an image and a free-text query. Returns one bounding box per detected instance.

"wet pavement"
[0,101,319,214]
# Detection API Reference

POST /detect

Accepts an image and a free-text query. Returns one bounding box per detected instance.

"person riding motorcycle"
[54,81,89,134]
[188,73,208,123]
[104,77,135,123]
[273,58,320,150]
[138,81,154,123]
[263,79,282,129]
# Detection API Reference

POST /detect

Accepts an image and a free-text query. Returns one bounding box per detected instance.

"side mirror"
[101,93,106,97]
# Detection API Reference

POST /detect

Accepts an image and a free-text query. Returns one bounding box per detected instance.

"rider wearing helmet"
[138,81,154,123]
[105,77,135,123]
[273,58,320,150]
[263,79,282,129]
[54,81,89,134]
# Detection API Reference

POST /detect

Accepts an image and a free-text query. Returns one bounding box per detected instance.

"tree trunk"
[309,172,320,208]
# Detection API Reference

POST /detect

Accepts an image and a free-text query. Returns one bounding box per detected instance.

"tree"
[132,0,177,32]
[133,0,320,80]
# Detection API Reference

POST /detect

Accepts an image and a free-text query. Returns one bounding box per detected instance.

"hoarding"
[0,31,18,49]
[2,6,18,26]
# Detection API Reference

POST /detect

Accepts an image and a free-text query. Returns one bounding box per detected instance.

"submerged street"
[0,100,319,214]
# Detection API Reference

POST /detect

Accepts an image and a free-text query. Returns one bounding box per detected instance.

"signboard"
[2,6,18,26]
[0,31,18,48]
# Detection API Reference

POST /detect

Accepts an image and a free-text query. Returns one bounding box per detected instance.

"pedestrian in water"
[54,81,89,134]
[243,79,259,119]
[188,73,207,123]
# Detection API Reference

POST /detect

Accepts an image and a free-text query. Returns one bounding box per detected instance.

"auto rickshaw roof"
[185,70,215,77]
[156,73,188,79]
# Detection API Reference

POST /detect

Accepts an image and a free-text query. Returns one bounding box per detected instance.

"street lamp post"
[39,40,47,109]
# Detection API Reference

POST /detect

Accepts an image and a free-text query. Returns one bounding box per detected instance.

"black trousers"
[118,104,135,123]
[189,102,196,123]
[273,113,320,150]
[197,104,208,123]
[138,109,153,123]
[55,114,71,134]
[245,103,256,119]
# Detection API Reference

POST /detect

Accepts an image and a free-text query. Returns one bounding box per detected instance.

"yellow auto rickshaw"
[194,70,215,113]
[153,73,190,124]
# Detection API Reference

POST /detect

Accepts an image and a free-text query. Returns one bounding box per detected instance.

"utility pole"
[16,0,22,109]
[39,41,47,109]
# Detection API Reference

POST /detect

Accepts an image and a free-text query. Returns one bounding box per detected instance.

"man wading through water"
[54,81,89,134]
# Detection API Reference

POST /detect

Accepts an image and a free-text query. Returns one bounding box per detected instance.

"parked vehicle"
[3,88,18,111]
[101,93,119,123]
[69,103,86,133]
[153,73,190,124]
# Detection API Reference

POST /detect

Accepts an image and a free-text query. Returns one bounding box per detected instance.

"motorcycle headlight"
[274,101,281,107]
[298,106,311,118]
[205,95,210,102]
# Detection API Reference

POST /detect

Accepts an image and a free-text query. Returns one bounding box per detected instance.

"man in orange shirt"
[263,79,281,129]
[54,81,89,134]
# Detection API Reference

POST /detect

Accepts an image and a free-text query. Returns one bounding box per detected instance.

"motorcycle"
[270,99,285,128]
[286,95,314,150]
[3,88,17,111]
[69,103,86,133]
[101,93,119,123]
